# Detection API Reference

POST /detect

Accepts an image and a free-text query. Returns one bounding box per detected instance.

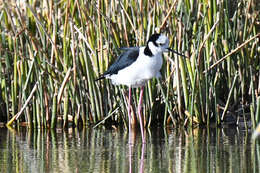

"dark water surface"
[0,126,259,173]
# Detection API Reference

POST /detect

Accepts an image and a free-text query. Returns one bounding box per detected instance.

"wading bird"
[96,33,185,143]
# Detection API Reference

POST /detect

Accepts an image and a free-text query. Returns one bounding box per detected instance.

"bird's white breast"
[108,47,163,87]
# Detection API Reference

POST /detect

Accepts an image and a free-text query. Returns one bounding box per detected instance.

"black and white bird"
[96,33,185,142]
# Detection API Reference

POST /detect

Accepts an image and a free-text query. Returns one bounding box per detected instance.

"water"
[0,126,259,173]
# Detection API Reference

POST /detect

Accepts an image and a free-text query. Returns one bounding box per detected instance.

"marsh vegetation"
[0,0,259,129]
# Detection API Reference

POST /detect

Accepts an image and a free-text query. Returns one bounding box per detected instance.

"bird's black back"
[96,47,139,80]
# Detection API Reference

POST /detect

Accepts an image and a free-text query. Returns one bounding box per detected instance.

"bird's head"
[147,33,169,54]
[147,33,186,57]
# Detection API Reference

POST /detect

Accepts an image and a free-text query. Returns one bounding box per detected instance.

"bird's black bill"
[167,48,186,57]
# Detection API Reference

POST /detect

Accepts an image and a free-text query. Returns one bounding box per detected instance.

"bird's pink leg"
[128,87,132,130]
[138,86,145,143]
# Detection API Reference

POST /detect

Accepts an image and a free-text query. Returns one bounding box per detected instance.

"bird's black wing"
[105,47,139,75]
[95,47,139,81]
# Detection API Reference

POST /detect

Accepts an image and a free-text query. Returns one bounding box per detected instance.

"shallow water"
[0,126,259,173]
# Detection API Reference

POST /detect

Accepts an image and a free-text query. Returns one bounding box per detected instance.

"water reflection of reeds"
[0,127,260,172]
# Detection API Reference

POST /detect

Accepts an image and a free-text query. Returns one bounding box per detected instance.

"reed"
[0,0,259,129]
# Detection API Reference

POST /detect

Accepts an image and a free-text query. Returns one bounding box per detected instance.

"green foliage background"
[0,0,259,128]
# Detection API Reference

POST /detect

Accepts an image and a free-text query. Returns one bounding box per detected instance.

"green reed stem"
[51,92,57,129]
[256,97,260,124]
[221,73,238,120]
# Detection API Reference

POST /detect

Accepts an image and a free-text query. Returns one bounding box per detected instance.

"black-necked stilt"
[96,33,185,142]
